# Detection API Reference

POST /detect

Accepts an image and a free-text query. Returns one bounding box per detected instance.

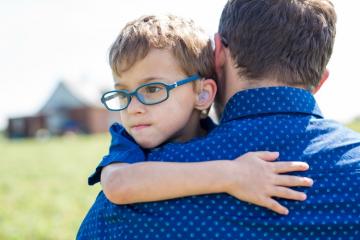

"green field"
[347,119,360,133]
[0,134,108,240]
[1,122,359,239]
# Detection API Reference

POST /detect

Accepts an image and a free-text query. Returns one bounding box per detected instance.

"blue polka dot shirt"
[78,87,360,240]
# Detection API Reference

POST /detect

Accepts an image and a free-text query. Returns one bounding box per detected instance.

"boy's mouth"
[131,124,151,132]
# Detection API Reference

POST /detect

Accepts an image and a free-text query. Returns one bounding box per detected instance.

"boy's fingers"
[272,161,309,173]
[272,186,307,201]
[250,151,279,161]
[263,198,289,215]
[275,175,313,187]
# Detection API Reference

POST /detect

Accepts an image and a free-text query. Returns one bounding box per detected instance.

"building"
[6,80,119,138]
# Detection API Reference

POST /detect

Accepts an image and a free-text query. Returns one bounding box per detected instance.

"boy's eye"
[144,85,163,93]
[117,92,128,99]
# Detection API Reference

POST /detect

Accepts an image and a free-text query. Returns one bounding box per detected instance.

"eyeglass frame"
[101,74,201,111]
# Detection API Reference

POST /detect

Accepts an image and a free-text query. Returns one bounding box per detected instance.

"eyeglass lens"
[137,83,168,104]
[103,91,128,110]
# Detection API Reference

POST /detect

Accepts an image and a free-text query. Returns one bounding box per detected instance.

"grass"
[0,134,109,240]
[347,119,360,133]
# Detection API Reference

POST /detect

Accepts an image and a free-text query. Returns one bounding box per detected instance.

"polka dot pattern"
[77,87,360,239]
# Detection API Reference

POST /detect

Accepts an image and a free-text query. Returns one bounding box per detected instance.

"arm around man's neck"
[100,151,313,215]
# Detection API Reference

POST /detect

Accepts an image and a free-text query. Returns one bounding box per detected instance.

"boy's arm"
[101,151,313,215]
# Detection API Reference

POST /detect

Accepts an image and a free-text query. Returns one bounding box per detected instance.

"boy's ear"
[312,69,329,94]
[195,78,217,111]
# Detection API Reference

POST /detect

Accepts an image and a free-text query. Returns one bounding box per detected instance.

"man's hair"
[109,15,215,80]
[219,0,337,88]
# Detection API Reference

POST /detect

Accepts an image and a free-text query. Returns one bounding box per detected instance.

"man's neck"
[216,54,309,113]
[222,67,307,107]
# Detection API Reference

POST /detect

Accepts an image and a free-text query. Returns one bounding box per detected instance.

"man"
[79,0,360,239]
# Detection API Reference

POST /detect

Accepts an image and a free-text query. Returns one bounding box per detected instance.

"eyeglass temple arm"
[168,74,201,89]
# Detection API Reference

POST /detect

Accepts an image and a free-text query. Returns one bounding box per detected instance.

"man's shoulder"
[147,118,255,161]
[300,118,360,170]
[317,119,360,150]
[312,118,360,140]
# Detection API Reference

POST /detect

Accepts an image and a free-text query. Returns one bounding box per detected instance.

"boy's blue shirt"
[87,125,145,185]
[78,86,360,240]
[87,117,217,185]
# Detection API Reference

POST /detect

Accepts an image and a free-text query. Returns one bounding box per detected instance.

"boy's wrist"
[212,160,236,193]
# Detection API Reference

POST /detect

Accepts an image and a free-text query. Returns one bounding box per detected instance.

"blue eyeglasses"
[101,74,201,111]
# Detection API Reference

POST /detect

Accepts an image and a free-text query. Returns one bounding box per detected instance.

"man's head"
[107,15,217,148]
[215,0,336,106]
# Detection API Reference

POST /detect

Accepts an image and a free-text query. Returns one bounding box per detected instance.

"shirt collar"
[220,86,323,123]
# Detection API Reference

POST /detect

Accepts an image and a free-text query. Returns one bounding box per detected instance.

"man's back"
[80,87,360,239]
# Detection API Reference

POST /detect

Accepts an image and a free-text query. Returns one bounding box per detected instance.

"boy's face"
[114,49,199,149]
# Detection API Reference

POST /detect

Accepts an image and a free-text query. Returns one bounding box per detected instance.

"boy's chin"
[136,138,163,149]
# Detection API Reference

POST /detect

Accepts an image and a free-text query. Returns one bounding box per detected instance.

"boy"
[77,14,312,239]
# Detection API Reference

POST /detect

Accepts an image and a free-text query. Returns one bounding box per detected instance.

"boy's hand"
[225,151,313,215]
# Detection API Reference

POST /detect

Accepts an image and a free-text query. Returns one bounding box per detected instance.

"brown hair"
[219,0,337,88]
[109,15,216,81]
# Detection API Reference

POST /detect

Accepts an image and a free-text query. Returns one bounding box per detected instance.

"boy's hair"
[219,0,337,89]
[109,15,216,81]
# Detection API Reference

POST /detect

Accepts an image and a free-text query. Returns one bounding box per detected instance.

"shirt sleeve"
[87,123,146,185]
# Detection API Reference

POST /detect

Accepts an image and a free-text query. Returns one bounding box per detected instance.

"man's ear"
[312,69,329,94]
[195,78,217,111]
[214,33,226,77]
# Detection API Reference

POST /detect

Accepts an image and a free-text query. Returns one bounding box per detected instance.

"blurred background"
[1,0,359,239]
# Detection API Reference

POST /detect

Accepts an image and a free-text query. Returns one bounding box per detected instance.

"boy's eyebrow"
[114,82,126,88]
[114,76,167,88]
[141,76,167,83]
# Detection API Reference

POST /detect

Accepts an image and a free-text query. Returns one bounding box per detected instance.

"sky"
[0,0,359,130]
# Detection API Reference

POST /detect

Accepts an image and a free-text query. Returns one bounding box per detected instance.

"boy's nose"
[126,95,146,115]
